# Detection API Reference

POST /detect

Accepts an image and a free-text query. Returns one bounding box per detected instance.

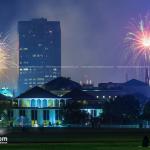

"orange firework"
[125,14,150,85]
[126,14,150,61]
[0,34,17,80]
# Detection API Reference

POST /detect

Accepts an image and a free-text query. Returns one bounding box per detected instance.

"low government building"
[12,79,101,127]
[13,86,62,127]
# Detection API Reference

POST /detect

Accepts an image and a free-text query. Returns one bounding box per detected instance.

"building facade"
[13,87,63,127]
[12,86,102,127]
[18,18,61,93]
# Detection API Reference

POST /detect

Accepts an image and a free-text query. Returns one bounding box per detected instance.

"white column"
[49,109,56,124]
[58,99,60,107]
[35,99,37,107]
[37,109,43,126]
[53,99,55,107]
[26,109,31,126]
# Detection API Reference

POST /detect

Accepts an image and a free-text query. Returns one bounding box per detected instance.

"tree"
[0,98,14,127]
[102,95,140,124]
[62,101,89,125]
[14,116,31,127]
[142,101,150,120]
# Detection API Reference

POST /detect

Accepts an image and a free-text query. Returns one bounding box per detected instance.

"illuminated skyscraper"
[18,18,61,93]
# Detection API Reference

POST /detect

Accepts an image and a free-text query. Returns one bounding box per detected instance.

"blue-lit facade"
[12,85,102,127]
[13,98,63,127]
[12,86,63,127]
[18,18,61,93]
[12,99,102,127]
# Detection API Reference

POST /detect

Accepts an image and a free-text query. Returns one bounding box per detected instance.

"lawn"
[0,143,147,150]
[0,128,149,150]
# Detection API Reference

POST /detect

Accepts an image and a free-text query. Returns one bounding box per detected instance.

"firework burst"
[125,14,150,63]
[125,14,150,84]
[0,34,17,81]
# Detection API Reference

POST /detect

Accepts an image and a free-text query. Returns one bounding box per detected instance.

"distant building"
[98,82,122,90]
[62,88,102,117]
[80,80,94,89]
[121,79,150,103]
[84,79,150,104]
[18,18,61,93]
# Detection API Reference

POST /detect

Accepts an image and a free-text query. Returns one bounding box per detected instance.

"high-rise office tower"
[18,18,61,93]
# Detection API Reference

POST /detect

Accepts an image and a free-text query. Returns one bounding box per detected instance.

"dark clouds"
[1,0,150,88]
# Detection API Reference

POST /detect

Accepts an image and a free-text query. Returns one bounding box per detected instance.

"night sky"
[0,0,150,88]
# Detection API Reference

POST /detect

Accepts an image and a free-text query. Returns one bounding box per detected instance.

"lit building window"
[45,75,49,78]
[23,48,28,51]
[53,68,57,71]
[37,99,41,108]
[37,82,44,85]
[54,99,60,107]
[37,78,44,81]
[38,43,42,47]
[43,99,47,107]
[23,61,29,64]
[32,54,36,57]
[24,68,29,71]
[31,99,36,107]
[49,30,53,33]
[102,96,105,99]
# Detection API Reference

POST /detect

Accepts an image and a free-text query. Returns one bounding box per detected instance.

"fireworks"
[125,14,150,62]
[0,35,10,70]
[0,34,17,80]
[125,14,150,84]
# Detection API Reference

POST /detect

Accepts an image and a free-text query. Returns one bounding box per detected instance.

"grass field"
[0,128,149,150]
[0,143,147,150]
